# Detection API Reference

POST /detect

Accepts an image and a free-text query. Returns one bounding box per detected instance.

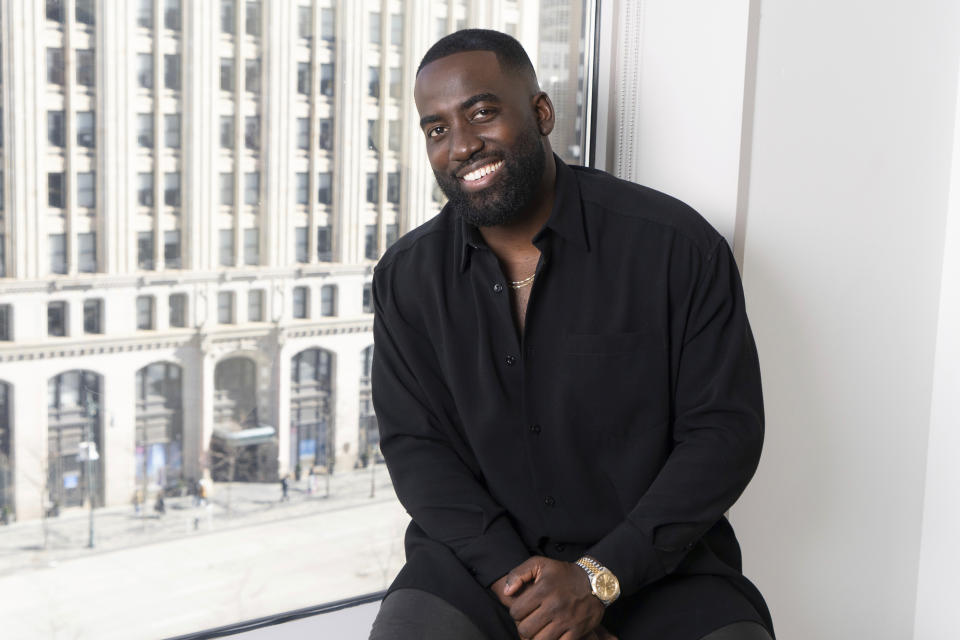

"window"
[164,0,181,31]
[366,173,378,203]
[295,173,309,205]
[245,1,261,37]
[220,172,234,205]
[138,231,155,270]
[164,54,181,90]
[219,229,234,266]
[369,12,381,44]
[164,114,181,148]
[388,120,401,152]
[78,232,97,272]
[48,301,67,337]
[220,58,234,92]
[220,0,235,34]
[0,305,10,341]
[77,111,95,147]
[77,49,95,87]
[317,226,331,262]
[387,172,400,204]
[317,172,332,205]
[386,223,399,249]
[137,53,153,89]
[295,227,308,263]
[292,286,309,319]
[217,291,234,324]
[248,289,265,322]
[77,172,96,208]
[320,8,334,41]
[83,299,102,334]
[298,6,312,39]
[244,172,259,205]
[296,118,309,150]
[136,296,154,330]
[320,285,336,316]
[47,48,64,85]
[169,293,187,328]
[362,282,373,313]
[243,228,259,266]
[318,118,333,150]
[389,67,401,99]
[367,119,379,152]
[137,173,154,206]
[164,230,182,269]
[364,224,377,260]
[137,0,153,28]
[47,0,64,23]
[164,172,181,206]
[390,14,403,46]
[297,62,311,95]
[320,63,334,96]
[246,59,261,93]
[368,67,380,99]
[244,116,259,150]
[48,111,65,147]
[220,115,234,148]
[49,173,65,208]
[137,113,154,147]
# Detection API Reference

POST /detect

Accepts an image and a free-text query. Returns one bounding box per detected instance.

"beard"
[434,126,546,228]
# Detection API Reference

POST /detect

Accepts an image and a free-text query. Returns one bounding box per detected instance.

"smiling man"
[368,30,775,640]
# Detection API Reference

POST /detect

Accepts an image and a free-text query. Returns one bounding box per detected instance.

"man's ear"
[532,92,556,136]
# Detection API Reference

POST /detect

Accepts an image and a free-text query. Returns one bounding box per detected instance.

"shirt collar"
[456,155,590,272]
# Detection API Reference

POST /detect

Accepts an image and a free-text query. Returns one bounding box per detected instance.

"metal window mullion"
[307,0,322,265]
[63,2,77,276]
[232,1,244,268]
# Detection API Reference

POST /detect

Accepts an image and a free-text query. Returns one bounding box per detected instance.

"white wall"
[732,2,960,638]
[601,1,960,638]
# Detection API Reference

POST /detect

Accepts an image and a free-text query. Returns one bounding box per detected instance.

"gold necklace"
[510,273,536,290]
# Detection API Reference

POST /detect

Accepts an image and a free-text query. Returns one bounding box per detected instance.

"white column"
[102,364,136,508]
[10,367,48,521]
[333,340,361,470]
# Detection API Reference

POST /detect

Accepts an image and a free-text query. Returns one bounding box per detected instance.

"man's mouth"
[460,160,504,183]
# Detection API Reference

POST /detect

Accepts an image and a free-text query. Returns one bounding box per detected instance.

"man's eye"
[428,126,446,138]
[472,108,494,120]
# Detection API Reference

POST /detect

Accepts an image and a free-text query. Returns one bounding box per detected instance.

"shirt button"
[493,283,503,293]
[544,496,556,507]
[529,424,541,434]
[505,355,517,366]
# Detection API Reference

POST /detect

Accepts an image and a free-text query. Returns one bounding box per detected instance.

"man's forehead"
[415,50,514,107]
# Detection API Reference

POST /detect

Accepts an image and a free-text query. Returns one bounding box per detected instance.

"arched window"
[135,362,184,494]
[358,346,379,466]
[290,348,333,473]
[214,356,258,430]
[47,370,103,510]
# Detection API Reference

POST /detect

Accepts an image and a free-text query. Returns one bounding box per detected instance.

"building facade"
[0,0,586,522]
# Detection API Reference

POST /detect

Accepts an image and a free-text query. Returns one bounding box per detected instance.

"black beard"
[434,128,546,228]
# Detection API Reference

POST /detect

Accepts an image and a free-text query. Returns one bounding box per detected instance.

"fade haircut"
[417,29,540,92]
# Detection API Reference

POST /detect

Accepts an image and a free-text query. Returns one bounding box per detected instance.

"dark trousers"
[369,588,774,640]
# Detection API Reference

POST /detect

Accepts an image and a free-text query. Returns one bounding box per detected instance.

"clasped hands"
[491,556,617,640]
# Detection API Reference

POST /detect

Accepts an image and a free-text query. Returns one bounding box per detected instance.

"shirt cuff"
[586,518,666,597]
[456,515,531,588]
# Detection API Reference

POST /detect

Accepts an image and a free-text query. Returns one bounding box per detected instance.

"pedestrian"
[307,467,316,496]
[280,474,289,502]
[132,489,143,515]
[154,490,165,516]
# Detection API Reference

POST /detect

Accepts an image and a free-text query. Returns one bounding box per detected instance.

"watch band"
[575,555,621,606]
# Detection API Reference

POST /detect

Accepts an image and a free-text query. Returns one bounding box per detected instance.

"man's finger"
[503,557,543,596]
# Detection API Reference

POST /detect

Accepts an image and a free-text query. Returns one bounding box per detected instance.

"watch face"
[595,571,619,601]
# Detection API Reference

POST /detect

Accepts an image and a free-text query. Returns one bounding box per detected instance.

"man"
[369,29,774,640]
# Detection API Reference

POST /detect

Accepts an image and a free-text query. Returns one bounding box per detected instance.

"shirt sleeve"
[371,266,531,587]
[586,239,764,596]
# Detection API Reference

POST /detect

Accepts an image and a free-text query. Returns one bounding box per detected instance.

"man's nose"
[450,125,483,162]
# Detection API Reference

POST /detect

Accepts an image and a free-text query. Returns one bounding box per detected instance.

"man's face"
[414,51,548,227]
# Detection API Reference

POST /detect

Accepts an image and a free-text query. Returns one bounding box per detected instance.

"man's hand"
[495,556,607,640]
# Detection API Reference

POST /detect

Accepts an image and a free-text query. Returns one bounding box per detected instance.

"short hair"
[417,29,539,89]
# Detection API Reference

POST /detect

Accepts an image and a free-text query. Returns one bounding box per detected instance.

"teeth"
[463,161,503,182]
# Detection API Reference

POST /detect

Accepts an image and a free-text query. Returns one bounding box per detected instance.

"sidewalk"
[0,463,399,578]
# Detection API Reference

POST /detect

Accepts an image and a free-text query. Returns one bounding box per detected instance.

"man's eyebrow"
[419,93,501,129]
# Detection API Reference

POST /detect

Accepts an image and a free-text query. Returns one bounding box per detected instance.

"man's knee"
[368,588,489,640]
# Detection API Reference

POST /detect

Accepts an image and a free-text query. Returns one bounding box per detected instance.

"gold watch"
[575,556,621,606]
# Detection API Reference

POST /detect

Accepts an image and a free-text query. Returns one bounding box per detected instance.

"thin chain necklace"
[510,273,536,290]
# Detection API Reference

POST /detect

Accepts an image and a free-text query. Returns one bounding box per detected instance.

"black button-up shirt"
[372,159,769,632]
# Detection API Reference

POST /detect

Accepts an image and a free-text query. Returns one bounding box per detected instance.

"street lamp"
[80,396,99,548]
